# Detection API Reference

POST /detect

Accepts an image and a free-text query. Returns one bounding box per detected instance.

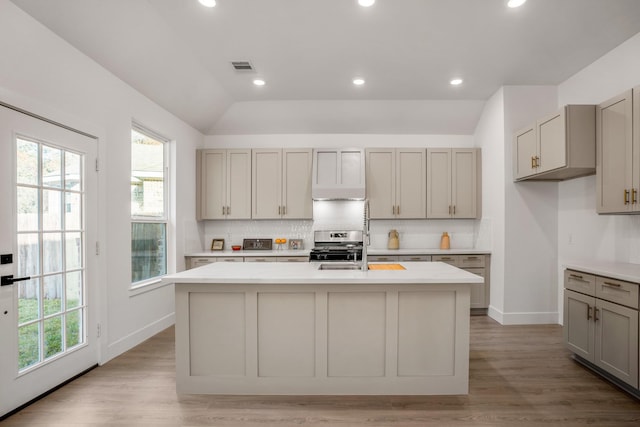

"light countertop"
[164,261,484,285]
[564,260,640,283]
[185,248,491,257]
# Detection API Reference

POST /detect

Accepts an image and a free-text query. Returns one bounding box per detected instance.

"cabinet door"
[282,149,312,219]
[426,148,452,218]
[252,149,282,219]
[227,149,252,219]
[432,255,459,266]
[513,125,537,180]
[199,149,226,220]
[594,299,639,388]
[366,149,395,219]
[564,290,595,362]
[537,109,566,173]
[597,90,633,213]
[396,149,426,218]
[451,149,478,218]
[634,87,640,212]
[465,268,485,309]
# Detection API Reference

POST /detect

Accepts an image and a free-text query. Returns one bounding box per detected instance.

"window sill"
[129,277,172,297]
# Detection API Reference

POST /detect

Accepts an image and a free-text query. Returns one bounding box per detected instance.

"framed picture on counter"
[211,239,224,251]
[288,239,303,250]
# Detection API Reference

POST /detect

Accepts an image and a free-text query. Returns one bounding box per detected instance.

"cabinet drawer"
[244,257,277,263]
[398,255,431,262]
[189,257,216,269]
[368,255,399,262]
[432,255,459,266]
[277,256,309,262]
[595,277,639,309]
[564,270,596,296]
[217,257,243,262]
[459,255,484,268]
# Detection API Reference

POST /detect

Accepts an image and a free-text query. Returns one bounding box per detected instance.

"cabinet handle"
[602,281,622,288]
[633,188,638,204]
[448,205,452,214]
[569,273,583,280]
[467,256,479,260]
[594,307,599,322]
[587,306,592,320]
[535,156,540,168]
[531,156,536,169]
[397,205,400,215]
[283,206,286,215]
[278,206,281,215]
[624,189,630,205]
[222,206,226,215]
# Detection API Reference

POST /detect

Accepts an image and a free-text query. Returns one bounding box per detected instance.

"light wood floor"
[3,316,640,426]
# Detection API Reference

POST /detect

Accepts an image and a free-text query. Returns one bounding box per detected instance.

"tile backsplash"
[201,201,490,252]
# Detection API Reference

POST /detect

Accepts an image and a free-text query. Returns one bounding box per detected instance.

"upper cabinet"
[426,148,480,219]
[312,148,365,200]
[513,105,596,181]
[252,148,313,219]
[596,88,640,214]
[365,148,426,219]
[196,149,252,220]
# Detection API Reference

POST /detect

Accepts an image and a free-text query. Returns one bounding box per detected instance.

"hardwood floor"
[3,316,639,426]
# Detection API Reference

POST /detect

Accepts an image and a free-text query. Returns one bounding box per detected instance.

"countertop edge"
[564,260,640,283]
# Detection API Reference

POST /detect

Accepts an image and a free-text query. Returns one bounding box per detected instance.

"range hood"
[312,148,366,200]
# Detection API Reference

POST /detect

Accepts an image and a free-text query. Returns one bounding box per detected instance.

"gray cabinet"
[564,269,639,389]
[197,149,252,220]
[312,148,365,200]
[365,148,426,219]
[427,148,480,219]
[514,105,596,181]
[432,254,489,310]
[252,148,312,219]
[596,88,640,213]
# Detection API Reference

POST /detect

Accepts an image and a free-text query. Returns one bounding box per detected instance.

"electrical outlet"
[0,254,12,264]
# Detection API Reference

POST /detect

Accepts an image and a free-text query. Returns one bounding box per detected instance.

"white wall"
[0,0,203,362]
[556,32,640,322]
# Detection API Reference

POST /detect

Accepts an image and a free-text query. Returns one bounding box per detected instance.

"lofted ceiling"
[9,0,640,135]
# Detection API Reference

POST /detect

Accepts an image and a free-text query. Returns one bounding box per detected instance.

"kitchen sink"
[317,263,365,270]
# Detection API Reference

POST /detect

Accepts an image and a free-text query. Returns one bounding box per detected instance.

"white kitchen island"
[163,261,483,395]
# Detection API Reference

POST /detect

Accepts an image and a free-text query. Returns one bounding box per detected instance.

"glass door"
[0,104,98,417]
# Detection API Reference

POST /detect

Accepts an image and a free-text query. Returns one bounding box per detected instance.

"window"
[131,124,168,285]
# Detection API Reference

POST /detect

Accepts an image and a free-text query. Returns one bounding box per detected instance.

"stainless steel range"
[309,230,364,262]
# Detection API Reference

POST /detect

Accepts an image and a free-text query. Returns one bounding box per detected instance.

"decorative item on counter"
[275,238,287,250]
[288,239,303,250]
[211,239,224,251]
[231,245,241,251]
[387,229,399,249]
[440,232,450,250]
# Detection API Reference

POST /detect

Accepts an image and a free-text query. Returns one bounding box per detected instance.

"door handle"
[1,275,31,287]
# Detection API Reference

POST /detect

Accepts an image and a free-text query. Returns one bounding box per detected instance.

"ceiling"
[10,0,640,135]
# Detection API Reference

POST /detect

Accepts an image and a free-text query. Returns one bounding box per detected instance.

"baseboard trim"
[487,306,559,325]
[103,312,175,364]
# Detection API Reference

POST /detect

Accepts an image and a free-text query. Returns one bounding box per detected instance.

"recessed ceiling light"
[198,0,216,8]
[450,78,463,86]
[353,78,365,86]
[507,0,526,8]
[358,0,376,7]
[253,79,266,86]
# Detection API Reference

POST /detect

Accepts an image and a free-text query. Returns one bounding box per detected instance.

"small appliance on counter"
[309,230,363,262]
[387,229,399,249]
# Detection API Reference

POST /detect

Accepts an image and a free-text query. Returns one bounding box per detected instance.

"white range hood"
[312,148,366,200]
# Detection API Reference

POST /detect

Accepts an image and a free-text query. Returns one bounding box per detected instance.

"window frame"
[130,122,170,290]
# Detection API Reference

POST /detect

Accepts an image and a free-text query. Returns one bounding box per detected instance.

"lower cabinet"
[432,255,490,311]
[186,255,309,268]
[564,269,639,390]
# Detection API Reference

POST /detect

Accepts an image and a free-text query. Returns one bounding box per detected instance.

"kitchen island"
[163,261,483,395]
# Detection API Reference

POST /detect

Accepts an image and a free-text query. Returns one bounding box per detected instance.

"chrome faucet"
[362,200,369,271]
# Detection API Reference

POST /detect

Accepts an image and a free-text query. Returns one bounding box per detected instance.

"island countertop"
[164,261,484,285]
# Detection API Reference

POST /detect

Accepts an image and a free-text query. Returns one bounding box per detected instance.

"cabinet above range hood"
[312,148,366,200]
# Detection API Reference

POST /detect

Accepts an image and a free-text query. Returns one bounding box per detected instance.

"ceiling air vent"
[231,61,254,71]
